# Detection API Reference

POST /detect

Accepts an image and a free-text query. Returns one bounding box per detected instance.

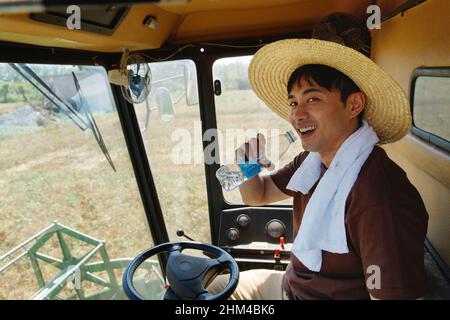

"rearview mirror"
[184,60,199,106]
[155,87,175,122]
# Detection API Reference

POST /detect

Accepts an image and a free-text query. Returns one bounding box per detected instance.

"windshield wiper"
[71,71,116,172]
[9,64,89,131]
[9,63,116,172]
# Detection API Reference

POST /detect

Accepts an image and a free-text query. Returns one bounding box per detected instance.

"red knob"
[274,248,280,259]
[280,236,285,249]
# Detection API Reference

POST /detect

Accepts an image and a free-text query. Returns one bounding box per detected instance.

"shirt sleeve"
[270,151,309,197]
[346,190,429,300]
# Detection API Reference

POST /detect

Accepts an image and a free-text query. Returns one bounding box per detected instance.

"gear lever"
[176,228,195,241]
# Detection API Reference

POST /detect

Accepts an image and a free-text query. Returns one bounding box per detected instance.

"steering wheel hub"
[123,241,239,300]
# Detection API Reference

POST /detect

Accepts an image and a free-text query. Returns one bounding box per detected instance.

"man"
[209,39,428,300]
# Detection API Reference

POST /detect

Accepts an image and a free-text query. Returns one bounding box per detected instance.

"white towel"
[286,120,379,272]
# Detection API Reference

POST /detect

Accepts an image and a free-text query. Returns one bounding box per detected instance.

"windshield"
[0,63,160,300]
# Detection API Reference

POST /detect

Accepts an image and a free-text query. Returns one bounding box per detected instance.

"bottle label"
[238,162,261,179]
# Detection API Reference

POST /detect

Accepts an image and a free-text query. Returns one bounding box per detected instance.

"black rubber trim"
[381,0,427,22]
[110,85,170,245]
[409,67,450,153]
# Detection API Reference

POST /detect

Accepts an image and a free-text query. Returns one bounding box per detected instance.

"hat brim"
[248,39,411,144]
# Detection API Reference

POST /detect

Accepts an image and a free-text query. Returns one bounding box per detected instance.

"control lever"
[274,248,280,260]
[274,248,281,268]
[280,236,285,250]
[176,228,216,260]
[273,237,285,270]
[176,228,195,241]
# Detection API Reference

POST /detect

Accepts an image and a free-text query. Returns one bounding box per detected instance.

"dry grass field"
[0,106,153,299]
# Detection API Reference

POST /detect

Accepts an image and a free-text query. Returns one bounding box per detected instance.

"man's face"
[288,78,357,156]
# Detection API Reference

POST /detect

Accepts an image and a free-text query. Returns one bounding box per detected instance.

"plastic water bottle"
[216,130,297,191]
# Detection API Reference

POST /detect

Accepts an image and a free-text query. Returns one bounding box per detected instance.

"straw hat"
[248,39,411,144]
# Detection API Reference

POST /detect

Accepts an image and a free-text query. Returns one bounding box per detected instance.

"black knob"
[265,219,286,239]
[176,228,195,241]
[236,214,251,227]
[226,228,240,241]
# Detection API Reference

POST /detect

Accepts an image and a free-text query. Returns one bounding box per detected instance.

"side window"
[133,59,210,243]
[213,56,301,205]
[0,64,158,299]
[411,68,450,151]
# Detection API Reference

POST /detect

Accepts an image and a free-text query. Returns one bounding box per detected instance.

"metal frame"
[0,40,112,65]
[381,0,428,22]
[110,80,170,260]
[0,221,161,300]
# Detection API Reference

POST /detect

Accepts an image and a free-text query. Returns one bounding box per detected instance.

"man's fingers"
[244,142,251,162]
[257,133,266,148]
[235,134,271,166]
[236,147,246,164]
[259,158,275,171]
[248,137,259,161]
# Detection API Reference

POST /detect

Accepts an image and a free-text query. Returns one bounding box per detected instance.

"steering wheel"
[123,241,239,300]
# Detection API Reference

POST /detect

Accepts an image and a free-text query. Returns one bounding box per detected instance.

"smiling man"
[286,64,365,168]
[214,39,429,300]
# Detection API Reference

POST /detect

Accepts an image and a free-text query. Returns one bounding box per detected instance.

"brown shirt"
[270,146,428,300]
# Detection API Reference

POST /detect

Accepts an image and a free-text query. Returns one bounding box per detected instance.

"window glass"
[413,75,450,142]
[213,56,302,205]
[0,64,159,300]
[134,59,210,243]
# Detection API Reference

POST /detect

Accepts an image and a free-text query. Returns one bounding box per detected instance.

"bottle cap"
[286,130,297,143]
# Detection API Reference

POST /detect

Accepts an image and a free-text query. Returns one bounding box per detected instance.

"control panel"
[218,207,293,247]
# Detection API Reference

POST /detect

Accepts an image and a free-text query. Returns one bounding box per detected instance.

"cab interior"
[0,0,448,300]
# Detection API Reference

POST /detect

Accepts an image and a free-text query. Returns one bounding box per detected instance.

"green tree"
[0,84,9,102]
[16,85,27,102]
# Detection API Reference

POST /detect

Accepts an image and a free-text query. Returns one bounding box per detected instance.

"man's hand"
[235,133,275,171]
[235,133,288,206]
